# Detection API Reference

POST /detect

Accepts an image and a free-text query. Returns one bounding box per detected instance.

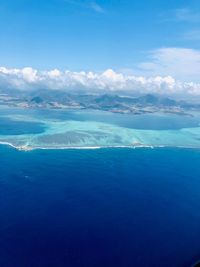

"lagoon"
[0,108,200,150]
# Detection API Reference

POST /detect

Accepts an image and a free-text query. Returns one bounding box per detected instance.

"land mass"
[0,89,199,116]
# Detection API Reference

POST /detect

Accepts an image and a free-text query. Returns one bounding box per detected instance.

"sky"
[0,0,200,96]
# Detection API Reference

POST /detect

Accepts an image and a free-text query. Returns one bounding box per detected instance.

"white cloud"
[138,47,200,82]
[0,66,200,96]
[89,2,104,13]
[64,0,105,13]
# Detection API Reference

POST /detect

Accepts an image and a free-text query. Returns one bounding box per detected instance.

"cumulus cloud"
[0,66,200,96]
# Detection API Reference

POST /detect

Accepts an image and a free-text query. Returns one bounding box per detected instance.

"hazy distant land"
[0,91,199,116]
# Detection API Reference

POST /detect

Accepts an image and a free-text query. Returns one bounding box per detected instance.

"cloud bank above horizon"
[0,47,200,96]
[0,66,200,97]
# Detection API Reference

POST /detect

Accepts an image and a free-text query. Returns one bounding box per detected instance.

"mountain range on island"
[0,89,199,116]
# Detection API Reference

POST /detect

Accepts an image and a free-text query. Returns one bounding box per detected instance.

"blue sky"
[0,0,200,95]
[0,0,199,70]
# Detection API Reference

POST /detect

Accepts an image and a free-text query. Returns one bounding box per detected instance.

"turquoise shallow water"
[0,108,200,149]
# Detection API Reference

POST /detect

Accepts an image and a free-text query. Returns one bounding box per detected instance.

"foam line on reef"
[0,141,153,151]
[0,142,33,151]
[0,141,200,151]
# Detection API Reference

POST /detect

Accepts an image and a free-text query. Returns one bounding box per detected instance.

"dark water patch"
[13,109,200,130]
[39,109,200,130]
[42,109,200,130]
[0,118,46,135]
[1,107,200,130]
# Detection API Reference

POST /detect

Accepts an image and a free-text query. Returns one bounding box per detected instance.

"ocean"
[1,108,200,267]
[1,146,200,267]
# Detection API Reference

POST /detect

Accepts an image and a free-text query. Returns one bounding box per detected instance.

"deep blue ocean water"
[1,146,200,267]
